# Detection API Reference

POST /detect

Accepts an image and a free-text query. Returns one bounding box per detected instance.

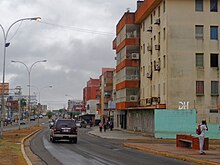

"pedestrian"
[99,121,103,132]
[109,119,113,131]
[89,120,93,127]
[198,119,208,155]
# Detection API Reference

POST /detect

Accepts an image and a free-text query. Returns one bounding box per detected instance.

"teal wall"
[154,109,220,139]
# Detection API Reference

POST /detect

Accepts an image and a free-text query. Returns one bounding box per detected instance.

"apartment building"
[83,78,100,114]
[98,68,114,122]
[113,0,220,133]
[113,10,140,129]
[136,0,220,124]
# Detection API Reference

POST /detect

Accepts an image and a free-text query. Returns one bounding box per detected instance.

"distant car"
[30,116,35,121]
[80,120,87,128]
[39,114,43,118]
[75,121,81,128]
[49,119,78,143]
[19,119,26,125]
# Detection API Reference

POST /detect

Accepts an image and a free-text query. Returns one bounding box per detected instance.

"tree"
[47,111,53,119]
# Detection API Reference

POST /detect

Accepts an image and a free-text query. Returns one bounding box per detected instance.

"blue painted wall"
[154,109,220,139]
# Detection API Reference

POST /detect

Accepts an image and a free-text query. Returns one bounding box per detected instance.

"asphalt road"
[30,127,194,165]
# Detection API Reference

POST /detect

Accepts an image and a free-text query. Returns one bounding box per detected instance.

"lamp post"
[11,60,47,128]
[29,85,52,126]
[0,17,41,138]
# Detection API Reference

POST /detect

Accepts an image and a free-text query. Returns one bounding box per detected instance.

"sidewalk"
[88,127,220,165]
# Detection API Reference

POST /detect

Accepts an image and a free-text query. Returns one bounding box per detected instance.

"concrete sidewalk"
[88,127,220,165]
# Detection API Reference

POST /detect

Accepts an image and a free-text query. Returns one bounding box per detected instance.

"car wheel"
[73,138,77,144]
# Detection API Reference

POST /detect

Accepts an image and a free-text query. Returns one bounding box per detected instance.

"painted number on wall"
[178,101,189,110]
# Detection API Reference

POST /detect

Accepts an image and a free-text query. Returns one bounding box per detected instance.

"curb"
[21,128,42,165]
[123,143,219,165]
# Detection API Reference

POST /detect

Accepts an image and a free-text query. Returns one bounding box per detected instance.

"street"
[30,127,194,165]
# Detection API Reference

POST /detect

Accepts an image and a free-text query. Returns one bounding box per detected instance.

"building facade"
[113,0,220,133]
[137,0,220,124]
[98,68,114,122]
[113,10,141,129]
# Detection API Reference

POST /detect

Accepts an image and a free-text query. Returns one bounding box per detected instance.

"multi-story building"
[136,0,220,125]
[98,68,114,122]
[113,9,140,129]
[83,78,100,116]
[113,0,220,133]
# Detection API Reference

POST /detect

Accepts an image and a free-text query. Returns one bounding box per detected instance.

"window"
[195,0,203,11]
[158,32,160,43]
[211,81,219,96]
[210,0,218,12]
[143,66,145,76]
[210,26,218,40]
[158,84,160,96]
[196,81,204,95]
[210,54,218,67]
[209,109,218,113]
[163,55,166,68]
[196,53,204,67]
[195,25,204,39]
[163,28,165,40]
[150,14,153,24]
[143,43,145,54]
[163,82,165,95]
[163,0,166,13]
[158,6,160,17]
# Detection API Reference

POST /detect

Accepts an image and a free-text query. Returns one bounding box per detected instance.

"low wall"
[154,109,220,139]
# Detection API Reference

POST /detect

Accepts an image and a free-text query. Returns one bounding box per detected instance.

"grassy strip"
[0,126,42,165]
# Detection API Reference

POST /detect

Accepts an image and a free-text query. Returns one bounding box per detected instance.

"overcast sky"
[0,0,137,110]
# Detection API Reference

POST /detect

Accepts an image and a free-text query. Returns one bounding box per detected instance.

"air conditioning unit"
[147,26,152,32]
[147,45,152,51]
[130,95,138,101]
[154,18,160,25]
[146,72,152,78]
[155,63,160,71]
[155,44,160,50]
[146,98,152,105]
[131,75,139,80]
[152,97,160,105]
[131,53,139,59]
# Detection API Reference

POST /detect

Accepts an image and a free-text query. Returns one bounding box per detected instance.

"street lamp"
[0,17,41,138]
[28,85,52,126]
[11,60,47,128]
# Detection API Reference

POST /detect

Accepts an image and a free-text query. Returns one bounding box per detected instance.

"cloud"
[0,0,137,109]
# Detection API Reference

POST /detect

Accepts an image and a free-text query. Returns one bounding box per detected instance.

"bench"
[176,134,209,150]
[178,139,192,148]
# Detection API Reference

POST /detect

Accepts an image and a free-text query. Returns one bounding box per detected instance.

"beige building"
[138,0,220,124]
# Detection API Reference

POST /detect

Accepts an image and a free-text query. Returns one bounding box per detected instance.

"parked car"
[30,116,35,121]
[19,119,26,125]
[80,120,87,128]
[39,114,43,118]
[49,119,77,143]
[75,121,81,128]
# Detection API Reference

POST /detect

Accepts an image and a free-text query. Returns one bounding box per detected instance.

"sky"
[0,0,138,110]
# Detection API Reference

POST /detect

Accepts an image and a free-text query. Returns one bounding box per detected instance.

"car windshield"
[56,120,76,128]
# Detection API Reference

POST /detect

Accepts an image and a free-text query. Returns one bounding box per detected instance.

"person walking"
[198,119,208,155]
[99,121,103,132]
[109,119,113,131]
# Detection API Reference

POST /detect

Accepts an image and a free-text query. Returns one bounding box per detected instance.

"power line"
[39,21,115,36]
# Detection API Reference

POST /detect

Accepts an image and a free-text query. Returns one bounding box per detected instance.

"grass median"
[0,126,42,165]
